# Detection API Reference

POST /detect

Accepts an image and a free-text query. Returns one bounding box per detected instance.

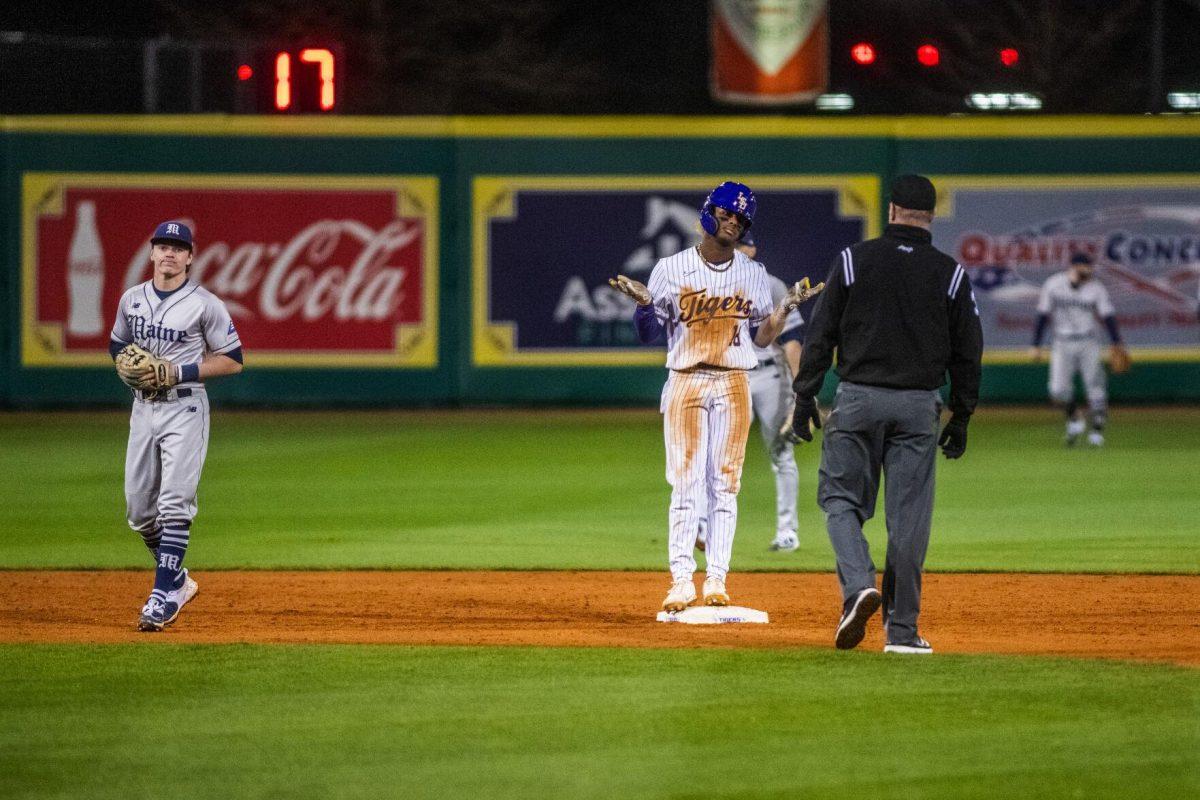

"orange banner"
[710,0,829,105]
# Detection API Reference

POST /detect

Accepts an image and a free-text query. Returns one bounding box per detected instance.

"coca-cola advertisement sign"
[21,173,439,366]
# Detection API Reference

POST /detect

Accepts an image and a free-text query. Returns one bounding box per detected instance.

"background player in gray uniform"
[109,221,244,631]
[696,231,805,554]
[1030,252,1128,447]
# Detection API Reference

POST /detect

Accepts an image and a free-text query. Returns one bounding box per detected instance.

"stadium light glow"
[966,92,1043,110]
[815,93,855,111]
[999,48,1019,67]
[916,44,940,67]
[1167,92,1200,110]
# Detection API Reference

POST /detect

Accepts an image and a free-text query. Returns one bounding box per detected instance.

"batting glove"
[937,413,970,459]
[785,395,822,443]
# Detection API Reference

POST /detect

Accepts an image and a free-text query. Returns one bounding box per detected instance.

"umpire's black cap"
[890,174,937,212]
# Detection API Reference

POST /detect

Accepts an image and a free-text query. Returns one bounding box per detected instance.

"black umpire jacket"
[793,224,984,418]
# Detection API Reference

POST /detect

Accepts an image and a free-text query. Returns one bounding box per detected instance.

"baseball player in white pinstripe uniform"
[110,221,243,632]
[695,231,806,554]
[609,182,823,612]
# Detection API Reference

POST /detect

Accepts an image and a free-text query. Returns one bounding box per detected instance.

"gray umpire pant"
[818,381,941,643]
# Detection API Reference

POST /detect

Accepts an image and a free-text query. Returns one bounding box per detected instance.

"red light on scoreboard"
[1000,48,1020,67]
[237,64,253,81]
[850,42,876,66]
[916,44,940,67]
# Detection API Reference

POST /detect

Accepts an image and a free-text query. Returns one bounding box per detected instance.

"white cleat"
[662,579,697,612]
[702,576,730,606]
[1065,419,1086,446]
[884,637,934,655]
[768,531,799,552]
[1087,431,1105,447]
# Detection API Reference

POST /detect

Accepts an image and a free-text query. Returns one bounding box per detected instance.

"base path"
[3,571,1197,665]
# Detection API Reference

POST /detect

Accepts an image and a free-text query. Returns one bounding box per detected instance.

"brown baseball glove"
[1108,344,1132,375]
[115,344,177,391]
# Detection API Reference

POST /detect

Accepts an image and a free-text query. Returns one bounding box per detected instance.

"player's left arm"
[198,352,243,379]
[1095,284,1130,371]
[754,279,823,348]
[195,296,245,381]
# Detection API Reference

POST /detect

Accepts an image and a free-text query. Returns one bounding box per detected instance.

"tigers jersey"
[110,280,242,388]
[647,247,773,371]
[1036,272,1115,341]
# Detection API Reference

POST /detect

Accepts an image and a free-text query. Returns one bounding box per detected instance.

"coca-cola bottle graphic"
[67,200,105,337]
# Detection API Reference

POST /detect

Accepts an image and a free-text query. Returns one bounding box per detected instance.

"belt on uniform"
[134,387,194,402]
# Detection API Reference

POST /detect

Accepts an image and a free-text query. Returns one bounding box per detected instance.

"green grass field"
[2,645,1195,800]
[0,408,1196,573]
[1,408,1197,798]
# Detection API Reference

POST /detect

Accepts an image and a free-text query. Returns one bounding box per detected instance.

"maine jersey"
[110,281,241,388]
[751,272,803,362]
[647,247,773,371]
[1037,272,1115,341]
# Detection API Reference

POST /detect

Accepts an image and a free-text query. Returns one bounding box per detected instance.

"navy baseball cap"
[151,221,193,250]
[890,174,937,212]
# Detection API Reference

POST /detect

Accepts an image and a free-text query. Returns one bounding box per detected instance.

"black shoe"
[835,588,881,650]
[884,636,933,654]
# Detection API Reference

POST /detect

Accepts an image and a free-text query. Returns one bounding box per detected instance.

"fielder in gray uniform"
[695,232,805,554]
[1029,252,1128,447]
[109,221,244,632]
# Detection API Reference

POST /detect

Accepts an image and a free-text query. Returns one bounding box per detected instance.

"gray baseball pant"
[748,359,800,537]
[817,381,941,643]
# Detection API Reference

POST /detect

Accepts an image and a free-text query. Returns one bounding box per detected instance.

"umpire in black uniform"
[788,174,983,654]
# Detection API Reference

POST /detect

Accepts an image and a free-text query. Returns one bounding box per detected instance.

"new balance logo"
[132,302,141,308]
[898,245,914,253]
[187,406,198,412]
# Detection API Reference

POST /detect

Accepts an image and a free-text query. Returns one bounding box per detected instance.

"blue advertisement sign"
[931,176,1200,361]
[472,176,878,365]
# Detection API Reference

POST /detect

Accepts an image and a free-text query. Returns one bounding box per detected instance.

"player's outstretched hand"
[784,395,822,444]
[781,277,826,312]
[937,413,969,459]
[608,275,652,306]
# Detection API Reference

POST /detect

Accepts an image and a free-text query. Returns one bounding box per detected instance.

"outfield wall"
[2,116,1198,407]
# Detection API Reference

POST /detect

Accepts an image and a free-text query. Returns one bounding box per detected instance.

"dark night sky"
[2,1,1197,114]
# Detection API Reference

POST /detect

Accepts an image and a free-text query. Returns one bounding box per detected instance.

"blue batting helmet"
[700,181,756,240]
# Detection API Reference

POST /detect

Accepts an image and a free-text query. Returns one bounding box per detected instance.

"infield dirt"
[2,571,1196,665]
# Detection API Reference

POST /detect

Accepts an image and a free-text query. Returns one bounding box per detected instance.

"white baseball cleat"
[884,637,934,654]
[662,579,697,612]
[1065,418,1086,446]
[768,531,799,552]
[1087,431,1104,447]
[702,576,730,606]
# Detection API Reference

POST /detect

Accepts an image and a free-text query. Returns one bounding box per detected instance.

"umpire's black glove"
[786,395,822,443]
[937,413,970,459]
